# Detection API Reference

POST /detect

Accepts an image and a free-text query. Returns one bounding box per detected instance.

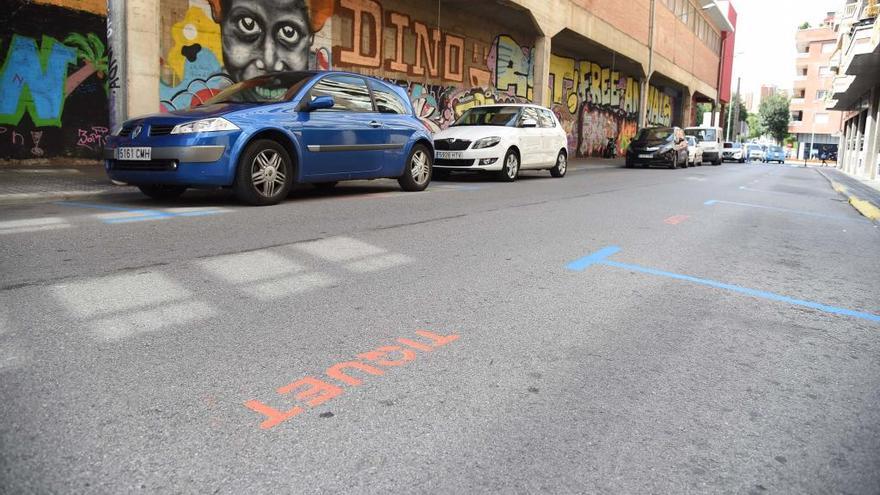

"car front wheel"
[398,144,432,191]
[498,149,520,181]
[550,150,567,177]
[233,139,294,206]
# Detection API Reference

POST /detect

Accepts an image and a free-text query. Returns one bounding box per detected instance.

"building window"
[791,111,804,122]
[816,89,828,100]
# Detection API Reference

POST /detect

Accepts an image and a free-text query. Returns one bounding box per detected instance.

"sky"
[731,0,843,100]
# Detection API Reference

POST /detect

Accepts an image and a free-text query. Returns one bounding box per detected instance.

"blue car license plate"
[117,147,151,161]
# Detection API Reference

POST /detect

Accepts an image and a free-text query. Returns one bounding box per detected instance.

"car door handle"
[369,121,382,128]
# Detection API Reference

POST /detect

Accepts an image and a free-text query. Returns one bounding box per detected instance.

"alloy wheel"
[556,153,567,174]
[410,149,430,185]
[506,153,519,179]
[251,150,287,198]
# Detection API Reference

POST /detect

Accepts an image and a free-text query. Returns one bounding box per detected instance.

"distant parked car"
[764,145,786,163]
[747,144,764,162]
[431,104,568,181]
[684,126,722,165]
[722,142,745,163]
[625,126,689,169]
[686,136,704,166]
[105,71,434,205]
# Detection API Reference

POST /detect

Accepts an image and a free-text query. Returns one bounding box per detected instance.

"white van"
[684,126,722,165]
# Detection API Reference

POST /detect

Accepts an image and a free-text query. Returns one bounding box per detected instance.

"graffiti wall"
[158,0,679,157]
[0,2,109,159]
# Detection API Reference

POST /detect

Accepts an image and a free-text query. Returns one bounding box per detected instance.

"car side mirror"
[521,118,538,128]
[306,95,335,112]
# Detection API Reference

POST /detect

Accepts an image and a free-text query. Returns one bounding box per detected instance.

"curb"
[817,168,880,223]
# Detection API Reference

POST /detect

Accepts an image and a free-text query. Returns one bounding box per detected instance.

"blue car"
[764,145,786,164]
[104,71,434,205]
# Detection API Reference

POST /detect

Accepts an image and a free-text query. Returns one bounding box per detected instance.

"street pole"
[805,117,816,167]
[732,77,741,142]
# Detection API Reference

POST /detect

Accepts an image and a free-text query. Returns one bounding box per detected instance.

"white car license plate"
[436,151,464,160]
[638,154,653,159]
[117,147,151,161]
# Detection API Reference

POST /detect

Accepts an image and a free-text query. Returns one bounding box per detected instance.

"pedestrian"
[820,146,828,166]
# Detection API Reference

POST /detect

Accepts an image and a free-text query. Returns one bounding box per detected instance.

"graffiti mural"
[156,0,680,157]
[160,0,334,111]
[1,2,108,159]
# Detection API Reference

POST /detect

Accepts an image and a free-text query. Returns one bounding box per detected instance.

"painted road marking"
[57,201,230,223]
[245,330,460,429]
[664,215,690,225]
[0,217,71,235]
[566,246,880,324]
[704,200,861,222]
[197,251,336,300]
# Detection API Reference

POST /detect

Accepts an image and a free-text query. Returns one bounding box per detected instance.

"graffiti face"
[220,0,315,81]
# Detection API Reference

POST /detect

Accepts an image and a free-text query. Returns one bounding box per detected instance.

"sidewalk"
[816,167,880,222]
[0,162,136,205]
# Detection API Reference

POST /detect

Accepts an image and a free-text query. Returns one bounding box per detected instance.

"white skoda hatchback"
[431,104,569,181]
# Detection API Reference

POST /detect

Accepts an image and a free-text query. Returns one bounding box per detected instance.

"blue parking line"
[565,245,621,271]
[567,246,880,324]
[57,201,225,224]
[57,201,163,215]
[704,199,859,221]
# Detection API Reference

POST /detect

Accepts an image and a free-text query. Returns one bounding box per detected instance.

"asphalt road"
[1,161,879,494]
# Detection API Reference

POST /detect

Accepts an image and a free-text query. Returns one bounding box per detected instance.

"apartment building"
[2,0,736,160]
[829,0,880,180]
[790,16,843,160]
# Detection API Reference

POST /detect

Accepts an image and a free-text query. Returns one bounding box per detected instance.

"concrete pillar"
[845,120,854,173]
[532,36,552,107]
[638,77,650,128]
[681,91,693,127]
[863,86,879,180]
[125,0,161,119]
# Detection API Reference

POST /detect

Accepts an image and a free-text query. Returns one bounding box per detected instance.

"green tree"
[759,93,791,143]
[721,94,748,140]
[747,113,765,139]
[799,22,811,29]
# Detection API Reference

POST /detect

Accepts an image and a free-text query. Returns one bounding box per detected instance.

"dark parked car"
[625,127,690,169]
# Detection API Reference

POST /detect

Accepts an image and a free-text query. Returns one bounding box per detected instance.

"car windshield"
[723,142,742,149]
[748,145,762,152]
[202,72,316,105]
[770,146,783,152]
[452,106,521,126]
[636,128,672,141]
[686,137,697,146]
[685,128,716,141]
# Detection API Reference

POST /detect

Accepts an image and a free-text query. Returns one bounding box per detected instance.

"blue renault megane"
[104,71,434,205]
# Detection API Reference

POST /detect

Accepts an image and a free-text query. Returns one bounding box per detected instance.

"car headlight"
[171,117,239,135]
[472,136,501,149]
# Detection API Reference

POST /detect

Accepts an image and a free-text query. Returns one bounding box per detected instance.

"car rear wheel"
[138,185,187,200]
[498,149,520,181]
[398,144,431,191]
[550,150,567,177]
[233,139,294,206]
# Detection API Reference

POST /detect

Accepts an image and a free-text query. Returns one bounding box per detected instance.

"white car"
[431,104,569,181]
[684,126,722,165]
[686,136,703,166]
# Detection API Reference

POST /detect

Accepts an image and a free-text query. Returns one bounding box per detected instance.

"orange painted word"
[664,215,690,225]
[245,330,459,429]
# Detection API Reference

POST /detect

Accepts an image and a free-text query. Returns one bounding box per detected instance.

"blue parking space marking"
[567,246,880,324]
[704,199,861,221]
[57,201,228,224]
